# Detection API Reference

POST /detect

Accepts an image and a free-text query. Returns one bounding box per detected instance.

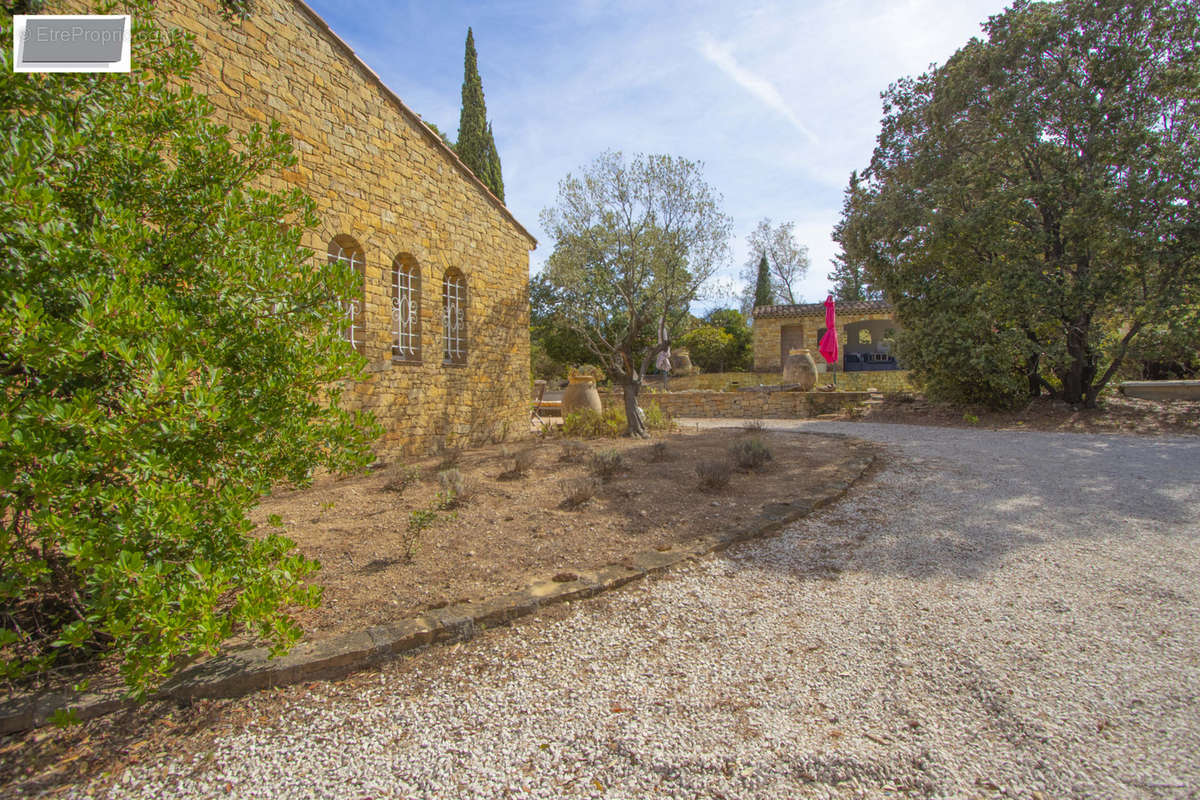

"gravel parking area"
[73,422,1200,799]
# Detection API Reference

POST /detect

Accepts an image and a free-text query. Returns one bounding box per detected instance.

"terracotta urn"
[782,348,818,391]
[669,347,693,372]
[562,373,603,415]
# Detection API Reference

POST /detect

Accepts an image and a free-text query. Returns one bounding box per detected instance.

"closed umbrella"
[818,295,839,385]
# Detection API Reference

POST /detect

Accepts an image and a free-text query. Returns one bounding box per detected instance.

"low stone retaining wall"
[609,390,871,419]
[1120,380,1200,401]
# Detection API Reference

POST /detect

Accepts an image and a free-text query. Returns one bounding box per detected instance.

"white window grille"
[392,257,420,361]
[442,270,466,364]
[327,239,365,353]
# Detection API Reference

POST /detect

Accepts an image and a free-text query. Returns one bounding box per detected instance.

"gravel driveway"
[81,422,1200,800]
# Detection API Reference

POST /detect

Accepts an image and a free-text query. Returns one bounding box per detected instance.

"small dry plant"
[437,468,477,509]
[498,446,538,479]
[510,447,537,475]
[696,458,733,492]
[729,438,773,470]
[435,447,462,471]
[559,477,600,509]
[558,441,590,464]
[590,449,625,482]
[383,465,421,494]
[646,441,670,462]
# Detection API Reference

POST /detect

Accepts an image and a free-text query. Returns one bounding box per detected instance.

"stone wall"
[606,391,871,420]
[57,0,536,454]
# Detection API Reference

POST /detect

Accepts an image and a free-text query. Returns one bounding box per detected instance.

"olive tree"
[540,152,731,436]
[0,11,378,695]
[843,0,1199,408]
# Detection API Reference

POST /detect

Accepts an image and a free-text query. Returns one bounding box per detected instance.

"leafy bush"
[696,459,733,491]
[561,407,625,438]
[730,438,773,470]
[559,477,600,509]
[642,400,673,432]
[590,449,626,482]
[561,401,672,438]
[0,12,379,695]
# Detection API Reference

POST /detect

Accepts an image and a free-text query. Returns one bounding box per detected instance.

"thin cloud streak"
[695,32,820,146]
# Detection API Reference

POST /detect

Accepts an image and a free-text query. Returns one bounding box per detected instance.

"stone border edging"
[0,441,877,735]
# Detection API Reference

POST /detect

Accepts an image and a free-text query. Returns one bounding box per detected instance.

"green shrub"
[561,407,624,438]
[0,12,379,696]
[561,400,671,438]
[642,400,674,432]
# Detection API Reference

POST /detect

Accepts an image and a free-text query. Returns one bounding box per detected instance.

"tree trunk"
[1062,318,1098,408]
[1025,352,1042,398]
[622,379,647,438]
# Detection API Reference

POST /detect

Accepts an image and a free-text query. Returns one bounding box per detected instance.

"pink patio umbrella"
[818,295,839,385]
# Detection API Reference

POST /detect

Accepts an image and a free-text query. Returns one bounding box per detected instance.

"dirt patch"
[252,427,866,640]
[848,393,1199,436]
[0,428,872,797]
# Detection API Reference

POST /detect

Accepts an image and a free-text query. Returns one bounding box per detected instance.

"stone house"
[57,0,537,454]
[752,300,900,372]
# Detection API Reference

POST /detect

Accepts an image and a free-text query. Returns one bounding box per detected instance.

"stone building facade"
[752,300,898,372]
[57,0,537,454]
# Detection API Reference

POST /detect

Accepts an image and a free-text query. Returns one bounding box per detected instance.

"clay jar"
[562,373,603,415]
[782,348,818,391]
[669,348,693,372]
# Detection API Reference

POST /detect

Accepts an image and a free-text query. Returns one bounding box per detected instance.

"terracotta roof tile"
[753,299,893,319]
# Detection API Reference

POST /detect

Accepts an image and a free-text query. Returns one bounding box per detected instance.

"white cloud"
[695,32,821,146]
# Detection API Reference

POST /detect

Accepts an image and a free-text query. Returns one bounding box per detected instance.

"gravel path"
[77,422,1200,800]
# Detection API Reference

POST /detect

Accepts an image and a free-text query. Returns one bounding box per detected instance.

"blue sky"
[307,0,1012,311]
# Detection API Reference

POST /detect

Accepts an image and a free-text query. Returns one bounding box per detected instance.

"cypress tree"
[455,28,505,201]
[485,123,504,202]
[753,253,774,308]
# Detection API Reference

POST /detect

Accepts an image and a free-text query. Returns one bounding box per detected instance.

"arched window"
[442,268,467,364]
[392,254,421,362]
[327,235,366,354]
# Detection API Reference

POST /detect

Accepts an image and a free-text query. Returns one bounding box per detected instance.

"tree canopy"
[539,152,731,436]
[680,308,752,372]
[739,218,809,308]
[841,0,1199,408]
[0,11,378,694]
[829,171,882,303]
